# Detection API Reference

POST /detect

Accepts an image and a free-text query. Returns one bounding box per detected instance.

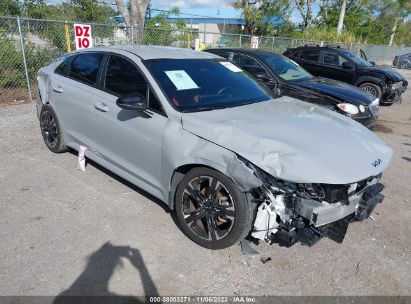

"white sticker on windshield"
[220,61,242,72]
[165,70,199,91]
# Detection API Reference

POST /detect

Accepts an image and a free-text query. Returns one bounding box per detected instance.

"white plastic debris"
[78,145,87,171]
[251,202,279,240]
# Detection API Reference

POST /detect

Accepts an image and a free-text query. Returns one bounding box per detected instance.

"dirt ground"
[0,69,410,298]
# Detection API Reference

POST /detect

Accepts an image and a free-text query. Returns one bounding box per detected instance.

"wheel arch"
[354,76,384,87]
[166,157,262,210]
[168,162,229,210]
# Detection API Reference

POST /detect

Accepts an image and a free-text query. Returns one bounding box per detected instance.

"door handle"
[94,102,109,112]
[52,85,63,93]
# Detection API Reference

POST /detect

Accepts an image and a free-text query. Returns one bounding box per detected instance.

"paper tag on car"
[165,70,199,91]
[220,62,242,72]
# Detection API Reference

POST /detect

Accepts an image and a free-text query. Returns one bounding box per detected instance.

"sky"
[150,0,306,22]
[44,0,307,23]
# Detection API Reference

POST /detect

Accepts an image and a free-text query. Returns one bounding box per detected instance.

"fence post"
[17,17,32,102]
[131,25,134,44]
[239,35,242,47]
[271,37,274,51]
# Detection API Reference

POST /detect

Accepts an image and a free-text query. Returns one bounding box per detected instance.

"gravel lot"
[0,69,410,298]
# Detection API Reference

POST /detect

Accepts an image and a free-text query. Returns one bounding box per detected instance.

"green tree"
[23,0,53,19]
[395,19,411,45]
[0,0,21,16]
[70,0,115,22]
[231,0,291,35]
[144,7,188,47]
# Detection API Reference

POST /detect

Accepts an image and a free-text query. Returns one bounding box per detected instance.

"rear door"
[90,53,168,196]
[49,52,105,148]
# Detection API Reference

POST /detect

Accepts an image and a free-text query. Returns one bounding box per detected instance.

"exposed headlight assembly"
[337,103,359,115]
[390,81,402,90]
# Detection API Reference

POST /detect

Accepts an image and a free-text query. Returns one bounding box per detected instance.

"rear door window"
[55,55,76,76]
[68,52,104,86]
[300,49,320,62]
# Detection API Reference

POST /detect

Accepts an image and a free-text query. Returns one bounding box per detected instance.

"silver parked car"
[37,46,392,249]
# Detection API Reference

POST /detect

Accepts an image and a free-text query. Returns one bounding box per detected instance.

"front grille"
[369,99,379,116]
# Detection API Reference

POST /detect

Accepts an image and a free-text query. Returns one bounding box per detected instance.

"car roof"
[207,47,283,59]
[73,45,221,60]
[290,45,348,51]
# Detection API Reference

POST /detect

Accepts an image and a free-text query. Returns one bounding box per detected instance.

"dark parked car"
[206,48,379,128]
[393,52,411,69]
[283,45,408,104]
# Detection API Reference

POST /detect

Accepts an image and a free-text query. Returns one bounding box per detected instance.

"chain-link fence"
[1,16,411,104]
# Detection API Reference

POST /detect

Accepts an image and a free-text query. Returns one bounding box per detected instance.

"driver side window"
[105,55,147,96]
[322,51,347,67]
[104,55,164,114]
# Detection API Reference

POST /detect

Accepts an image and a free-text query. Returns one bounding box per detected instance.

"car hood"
[295,77,375,105]
[359,66,405,81]
[181,96,392,184]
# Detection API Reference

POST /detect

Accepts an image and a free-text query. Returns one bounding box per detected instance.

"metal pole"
[239,34,242,47]
[131,25,134,44]
[204,23,207,44]
[17,17,32,102]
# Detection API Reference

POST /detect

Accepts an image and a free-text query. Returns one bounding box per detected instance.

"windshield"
[262,55,313,82]
[144,59,273,112]
[340,50,373,67]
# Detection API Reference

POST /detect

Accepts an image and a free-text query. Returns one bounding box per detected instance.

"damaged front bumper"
[250,169,384,247]
[383,80,408,104]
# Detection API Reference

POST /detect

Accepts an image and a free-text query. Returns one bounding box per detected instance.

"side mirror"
[116,93,147,111]
[342,62,354,69]
[370,61,376,66]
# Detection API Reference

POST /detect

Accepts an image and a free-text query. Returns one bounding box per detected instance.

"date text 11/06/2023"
[149,296,257,303]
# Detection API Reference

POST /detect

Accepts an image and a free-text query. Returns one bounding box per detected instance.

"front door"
[321,50,355,83]
[91,54,168,196]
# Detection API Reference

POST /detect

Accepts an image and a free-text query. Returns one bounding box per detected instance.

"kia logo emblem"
[372,158,382,167]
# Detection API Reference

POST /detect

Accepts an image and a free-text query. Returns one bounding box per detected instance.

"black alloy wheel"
[40,104,68,153]
[359,83,382,99]
[175,167,254,249]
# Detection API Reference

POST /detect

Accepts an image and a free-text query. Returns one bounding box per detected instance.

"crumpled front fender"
[161,120,262,208]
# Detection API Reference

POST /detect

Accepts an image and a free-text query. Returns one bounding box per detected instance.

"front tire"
[40,104,68,153]
[175,167,254,249]
[359,82,382,99]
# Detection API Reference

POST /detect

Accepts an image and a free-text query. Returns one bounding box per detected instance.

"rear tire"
[359,82,382,99]
[40,104,68,153]
[175,167,254,249]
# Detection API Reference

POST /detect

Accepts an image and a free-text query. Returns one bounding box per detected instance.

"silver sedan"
[37,46,392,249]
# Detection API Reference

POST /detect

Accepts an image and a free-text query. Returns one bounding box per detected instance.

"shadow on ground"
[53,242,158,304]
[67,149,183,234]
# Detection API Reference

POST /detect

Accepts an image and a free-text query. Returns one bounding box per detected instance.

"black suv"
[284,46,408,104]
